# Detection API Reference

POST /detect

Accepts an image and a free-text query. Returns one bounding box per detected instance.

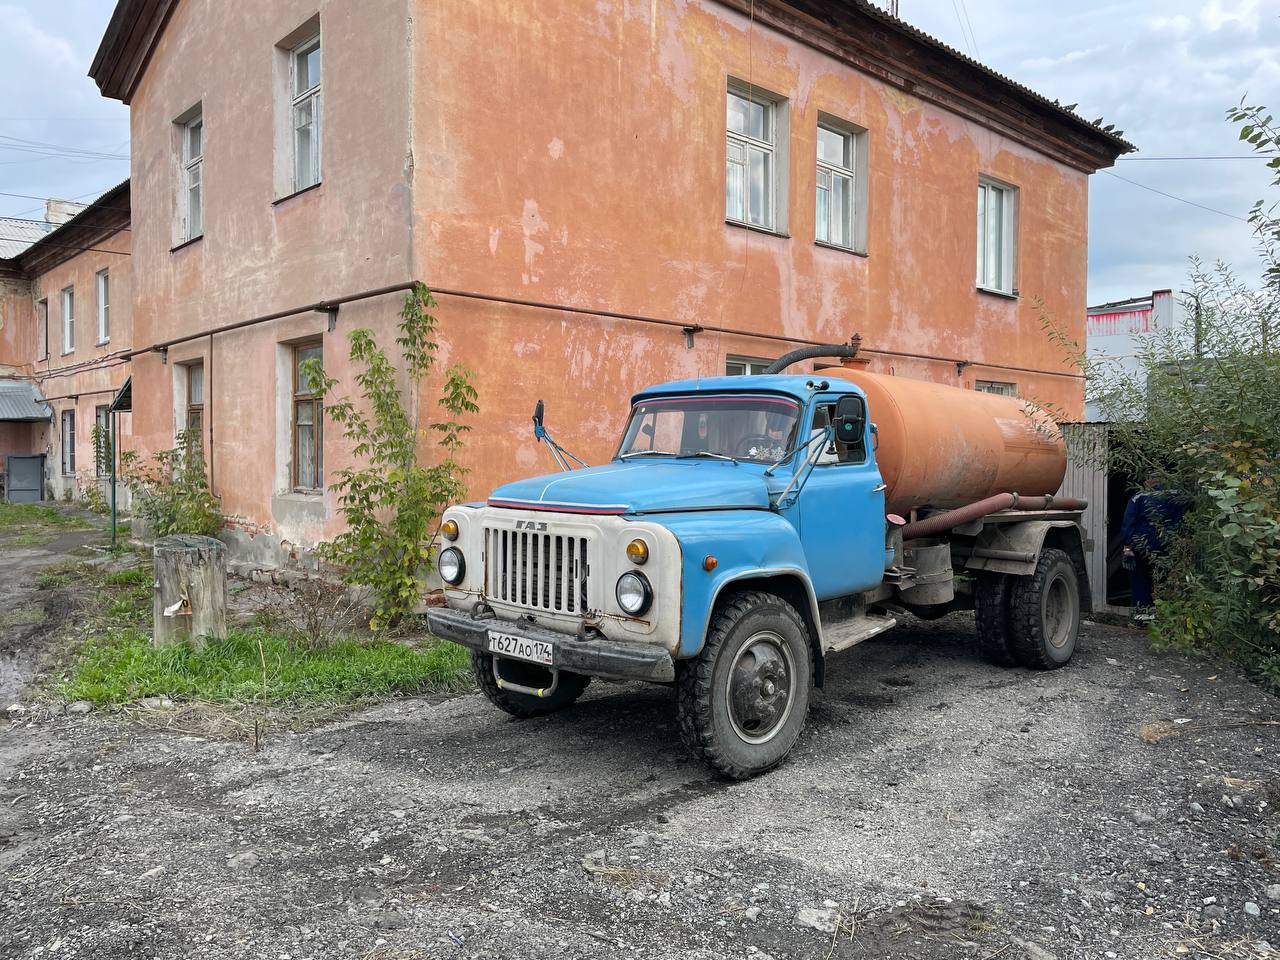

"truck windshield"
[617,394,801,464]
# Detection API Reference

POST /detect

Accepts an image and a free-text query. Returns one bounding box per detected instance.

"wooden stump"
[153,535,227,647]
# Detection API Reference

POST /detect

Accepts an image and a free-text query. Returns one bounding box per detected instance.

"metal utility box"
[5,454,46,503]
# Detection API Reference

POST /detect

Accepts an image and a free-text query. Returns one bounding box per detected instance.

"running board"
[820,612,897,654]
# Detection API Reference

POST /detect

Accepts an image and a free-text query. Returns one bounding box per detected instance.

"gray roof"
[0,217,57,259]
[0,379,52,422]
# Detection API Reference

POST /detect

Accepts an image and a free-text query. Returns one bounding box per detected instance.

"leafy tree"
[302,284,478,630]
[120,430,222,537]
[1059,101,1280,687]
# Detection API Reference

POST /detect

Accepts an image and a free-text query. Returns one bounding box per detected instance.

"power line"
[1117,155,1269,161]
[0,133,131,158]
[0,189,130,215]
[956,0,980,59]
[1100,169,1250,222]
[0,213,129,231]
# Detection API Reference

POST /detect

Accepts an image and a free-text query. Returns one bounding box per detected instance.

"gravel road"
[3,607,1278,959]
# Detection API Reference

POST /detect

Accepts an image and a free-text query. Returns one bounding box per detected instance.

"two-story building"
[77,0,1129,565]
[0,183,132,504]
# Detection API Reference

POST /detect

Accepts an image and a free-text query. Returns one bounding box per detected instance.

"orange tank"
[839,369,1067,515]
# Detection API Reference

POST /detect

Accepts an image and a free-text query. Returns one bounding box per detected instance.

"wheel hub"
[728,631,795,745]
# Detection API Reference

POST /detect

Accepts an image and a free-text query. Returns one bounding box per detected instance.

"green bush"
[1062,101,1280,687]
[120,431,221,538]
[302,284,477,630]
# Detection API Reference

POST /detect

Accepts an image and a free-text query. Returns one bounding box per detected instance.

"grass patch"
[57,628,472,706]
[0,502,96,546]
[103,567,151,587]
[0,605,45,628]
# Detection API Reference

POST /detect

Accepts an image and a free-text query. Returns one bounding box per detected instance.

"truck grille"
[485,528,590,614]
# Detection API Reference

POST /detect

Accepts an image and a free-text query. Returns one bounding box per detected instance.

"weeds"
[57,628,471,706]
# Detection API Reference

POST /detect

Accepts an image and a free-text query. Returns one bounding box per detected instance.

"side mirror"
[832,395,866,446]
[532,399,545,439]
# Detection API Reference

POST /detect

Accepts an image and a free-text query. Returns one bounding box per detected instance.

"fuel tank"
[840,370,1067,515]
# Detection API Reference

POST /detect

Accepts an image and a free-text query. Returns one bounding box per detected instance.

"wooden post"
[153,535,227,647]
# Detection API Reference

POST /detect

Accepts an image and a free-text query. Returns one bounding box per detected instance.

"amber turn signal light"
[703,555,718,571]
[626,539,649,565]
[441,519,459,541]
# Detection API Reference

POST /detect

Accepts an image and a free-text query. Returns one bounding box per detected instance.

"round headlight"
[439,547,465,585]
[441,518,459,541]
[615,571,652,616]
[625,538,649,565]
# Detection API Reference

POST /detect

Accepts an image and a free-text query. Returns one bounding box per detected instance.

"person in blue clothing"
[1120,475,1187,619]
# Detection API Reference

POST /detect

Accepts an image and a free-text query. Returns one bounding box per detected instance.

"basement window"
[977,177,1017,295]
[975,379,1017,397]
[292,341,324,491]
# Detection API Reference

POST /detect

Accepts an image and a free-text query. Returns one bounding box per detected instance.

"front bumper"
[427,607,676,683]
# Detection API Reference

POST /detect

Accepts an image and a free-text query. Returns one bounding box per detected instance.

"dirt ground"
[2,532,1278,960]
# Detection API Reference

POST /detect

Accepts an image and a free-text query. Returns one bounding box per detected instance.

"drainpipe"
[110,408,117,548]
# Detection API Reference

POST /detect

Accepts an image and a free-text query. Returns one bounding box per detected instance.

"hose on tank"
[901,492,1088,540]
[762,334,862,374]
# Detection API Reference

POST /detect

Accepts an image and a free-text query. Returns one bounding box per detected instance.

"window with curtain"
[185,361,204,459]
[816,123,854,249]
[726,86,778,230]
[293,341,323,490]
[292,36,322,191]
[977,178,1018,294]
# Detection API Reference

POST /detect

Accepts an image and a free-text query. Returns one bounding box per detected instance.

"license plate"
[488,631,554,666]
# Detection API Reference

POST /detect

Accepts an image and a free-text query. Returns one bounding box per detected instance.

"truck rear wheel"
[471,651,591,718]
[974,572,1017,665]
[676,591,813,780]
[1007,548,1080,670]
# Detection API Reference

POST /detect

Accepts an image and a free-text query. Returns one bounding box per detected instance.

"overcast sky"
[1,1,1276,305]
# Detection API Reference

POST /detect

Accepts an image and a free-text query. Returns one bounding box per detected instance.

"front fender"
[648,510,819,657]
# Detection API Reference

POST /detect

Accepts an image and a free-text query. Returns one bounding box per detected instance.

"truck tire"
[974,572,1017,665]
[675,591,813,780]
[470,651,591,718]
[1007,548,1080,670]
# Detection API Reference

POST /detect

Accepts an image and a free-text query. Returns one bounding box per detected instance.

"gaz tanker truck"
[426,346,1090,779]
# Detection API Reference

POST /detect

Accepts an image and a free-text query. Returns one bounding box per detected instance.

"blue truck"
[426,351,1090,778]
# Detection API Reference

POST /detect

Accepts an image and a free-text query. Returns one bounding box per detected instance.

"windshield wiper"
[680,451,737,462]
[620,449,681,459]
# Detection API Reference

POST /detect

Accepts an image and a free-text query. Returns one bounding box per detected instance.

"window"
[292,341,323,490]
[726,83,786,231]
[182,114,203,241]
[725,356,775,376]
[61,287,74,354]
[619,395,800,464]
[185,361,204,456]
[977,178,1017,294]
[816,122,854,249]
[37,299,48,360]
[291,36,322,191]
[810,398,867,464]
[96,270,110,343]
[975,379,1018,397]
[60,409,75,475]
[95,405,112,476]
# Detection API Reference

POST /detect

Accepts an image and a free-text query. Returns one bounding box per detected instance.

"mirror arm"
[770,426,832,509]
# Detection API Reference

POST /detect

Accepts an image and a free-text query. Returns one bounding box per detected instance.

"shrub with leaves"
[1054,101,1280,688]
[120,430,222,538]
[302,284,478,630]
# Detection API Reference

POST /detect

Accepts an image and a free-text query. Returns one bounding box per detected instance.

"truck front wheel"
[1007,548,1080,670]
[676,591,814,780]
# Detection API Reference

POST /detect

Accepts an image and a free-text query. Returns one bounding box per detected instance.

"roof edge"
[89,0,180,104]
[11,181,131,279]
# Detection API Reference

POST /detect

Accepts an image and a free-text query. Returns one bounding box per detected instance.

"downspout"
[207,331,215,496]
[110,408,117,548]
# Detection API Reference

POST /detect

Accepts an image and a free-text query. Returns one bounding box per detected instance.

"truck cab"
[427,372,1089,779]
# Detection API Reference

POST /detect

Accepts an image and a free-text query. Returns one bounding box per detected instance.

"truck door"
[789,392,886,599]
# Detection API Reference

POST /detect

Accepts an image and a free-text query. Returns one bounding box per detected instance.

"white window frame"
[290,35,322,192]
[725,81,787,234]
[96,269,110,344]
[182,114,203,242]
[975,379,1018,397]
[725,356,775,376]
[815,121,855,250]
[977,177,1018,295]
[61,409,75,476]
[61,286,74,354]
